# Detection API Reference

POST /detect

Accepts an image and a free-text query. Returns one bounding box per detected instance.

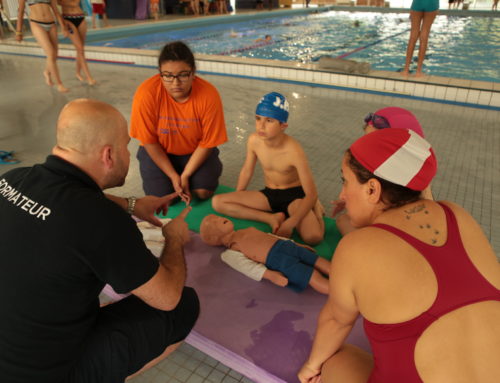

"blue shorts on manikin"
[410,0,439,12]
[137,146,222,197]
[265,240,318,293]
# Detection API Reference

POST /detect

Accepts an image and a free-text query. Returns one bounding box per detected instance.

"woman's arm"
[50,0,68,36]
[298,239,360,381]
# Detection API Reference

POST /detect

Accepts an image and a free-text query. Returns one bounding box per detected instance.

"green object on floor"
[159,185,341,260]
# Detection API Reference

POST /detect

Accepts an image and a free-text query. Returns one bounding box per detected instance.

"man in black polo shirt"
[0,99,200,383]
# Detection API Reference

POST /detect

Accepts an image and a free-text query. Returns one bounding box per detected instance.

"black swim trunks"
[260,186,305,217]
[63,14,85,28]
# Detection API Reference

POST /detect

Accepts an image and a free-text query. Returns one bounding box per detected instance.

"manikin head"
[200,214,235,246]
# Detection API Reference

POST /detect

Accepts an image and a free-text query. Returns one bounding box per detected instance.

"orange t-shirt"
[130,74,227,155]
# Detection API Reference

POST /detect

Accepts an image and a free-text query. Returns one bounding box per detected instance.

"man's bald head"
[56,98,128,155]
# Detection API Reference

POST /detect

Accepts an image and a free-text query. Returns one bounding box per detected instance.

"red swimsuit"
[364,203,500,383]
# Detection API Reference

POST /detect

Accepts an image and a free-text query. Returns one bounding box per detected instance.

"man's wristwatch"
[126,196,137,215]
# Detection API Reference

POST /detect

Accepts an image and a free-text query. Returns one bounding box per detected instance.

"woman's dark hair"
[346,149,420,209]
[158,41,196,71]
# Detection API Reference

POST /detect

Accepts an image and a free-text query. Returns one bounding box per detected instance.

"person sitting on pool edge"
[332,106,434,236]
[200,214,330,294]
[211,92,325,246]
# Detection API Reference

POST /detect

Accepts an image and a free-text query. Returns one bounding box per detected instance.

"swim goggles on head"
[364,113,390,130]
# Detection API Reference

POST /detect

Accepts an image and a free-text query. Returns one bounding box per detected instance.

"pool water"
[89,11,500,82]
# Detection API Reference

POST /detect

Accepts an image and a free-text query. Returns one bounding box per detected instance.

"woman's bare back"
[350,200,500,381]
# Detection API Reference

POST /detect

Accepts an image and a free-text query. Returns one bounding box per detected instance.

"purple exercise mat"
[102,233,370,383]
[183,234,370,383]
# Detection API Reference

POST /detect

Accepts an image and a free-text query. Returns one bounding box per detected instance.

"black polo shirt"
[0,155,159,383]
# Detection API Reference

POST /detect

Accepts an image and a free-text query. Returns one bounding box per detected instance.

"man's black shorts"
[66,287,199,383]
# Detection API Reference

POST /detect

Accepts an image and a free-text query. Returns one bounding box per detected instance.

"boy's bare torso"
[229,227,279,263]
[250,133,302,189]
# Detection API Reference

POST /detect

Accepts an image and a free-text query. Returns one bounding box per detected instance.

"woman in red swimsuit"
[298,128,500,383]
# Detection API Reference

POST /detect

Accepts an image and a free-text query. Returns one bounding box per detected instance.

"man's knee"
[169,287,200,342]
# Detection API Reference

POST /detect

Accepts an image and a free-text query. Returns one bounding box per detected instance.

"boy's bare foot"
[56,84,69,93]
[87,78,97,86]
[414,71,425,78]
[269,212,286,233]
[76,73,84,82]
[400,70,410,77]
[43,70,53,86]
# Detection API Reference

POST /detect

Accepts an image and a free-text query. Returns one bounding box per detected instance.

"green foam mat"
[159,185,341,260]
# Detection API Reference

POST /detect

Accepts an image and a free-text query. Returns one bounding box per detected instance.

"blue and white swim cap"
[255,92,289,123]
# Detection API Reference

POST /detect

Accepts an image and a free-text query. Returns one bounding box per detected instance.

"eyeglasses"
[159,71,192,83]
[364,113,390,130]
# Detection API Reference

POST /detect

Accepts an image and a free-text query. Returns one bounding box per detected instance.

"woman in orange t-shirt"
[130,41,228,202]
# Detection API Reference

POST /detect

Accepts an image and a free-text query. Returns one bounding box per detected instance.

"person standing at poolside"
[91,0,109,28]
[130,41,227,203]
[58,0,96,85]
[16,0,69,92]
[401,0,438,77]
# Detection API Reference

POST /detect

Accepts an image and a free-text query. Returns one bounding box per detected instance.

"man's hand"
[330,199,345,218]
[134,193,179,227]
[162,206,192,245]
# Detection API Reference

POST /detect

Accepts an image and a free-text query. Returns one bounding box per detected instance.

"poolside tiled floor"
[1,11,499,382]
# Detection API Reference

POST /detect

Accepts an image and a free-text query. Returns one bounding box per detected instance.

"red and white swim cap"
[350,128,437,191]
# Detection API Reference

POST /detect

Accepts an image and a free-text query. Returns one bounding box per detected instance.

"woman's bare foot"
[414,70,425,78]
[76,72,84,82]
[268,212,286,233]
[43,70,53,86]
[56,84,69,93]
[400,69,410,77]
[87,77,97,86]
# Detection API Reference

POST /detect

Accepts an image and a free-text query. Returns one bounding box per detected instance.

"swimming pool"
[89,10,499,82]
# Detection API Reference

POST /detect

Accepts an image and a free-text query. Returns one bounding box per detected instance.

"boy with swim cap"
[200,214,330,294]
[212,92,325,246]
